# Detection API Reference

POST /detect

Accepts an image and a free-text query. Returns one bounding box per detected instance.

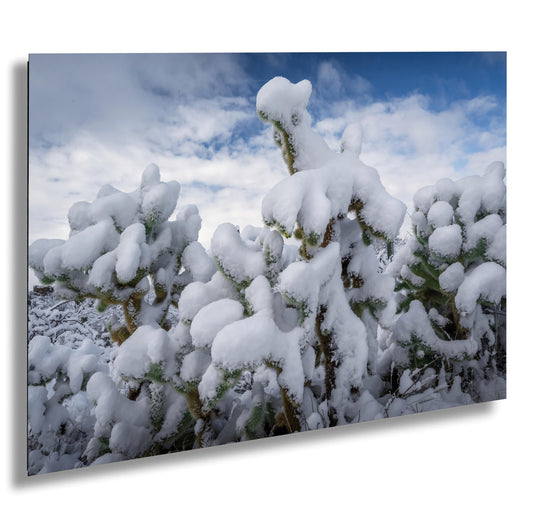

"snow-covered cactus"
[27,334,108,474]
[257,77,406,425]
[383,162,506,402]
[85,324,192,462]
[171,223,305,444]
[28,163,211,462]
[29,163,203,344]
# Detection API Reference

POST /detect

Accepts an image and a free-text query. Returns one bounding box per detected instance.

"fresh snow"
[190,299,244,349]
[427,200,454,228]
[394,300,478,359]
[428,224,462,258]
[258,77,405,243]
[439,262,465,292]
[455,262,506,315]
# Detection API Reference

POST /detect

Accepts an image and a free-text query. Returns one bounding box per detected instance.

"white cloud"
[317,61,343,97]
[352,74,373,96]
[147,96,254,149]
[29,120,286,254]
[29,54,252,147]
[463,95,499,115]
[315,59,372,101]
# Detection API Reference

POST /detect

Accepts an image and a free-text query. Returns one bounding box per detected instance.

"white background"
[1,2,531,514]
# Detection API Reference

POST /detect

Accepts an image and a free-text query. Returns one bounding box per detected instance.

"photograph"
[27,52,506,475]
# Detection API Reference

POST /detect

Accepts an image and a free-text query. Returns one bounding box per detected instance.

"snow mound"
[394,300,478,359]
[258,76,405,245]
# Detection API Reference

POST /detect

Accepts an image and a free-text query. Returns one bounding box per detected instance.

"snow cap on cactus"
[29,162,206,344]
[258,76,405,245]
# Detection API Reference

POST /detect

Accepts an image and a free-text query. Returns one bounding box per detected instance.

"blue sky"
[244,52,506,105]
[29,52,506,279]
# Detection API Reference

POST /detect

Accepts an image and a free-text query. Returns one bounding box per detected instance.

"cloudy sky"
[29,52,506,266]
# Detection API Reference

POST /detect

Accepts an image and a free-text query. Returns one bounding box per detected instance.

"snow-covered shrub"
[84,325,193,463]
[29,163,202,344]
[172,76,406,437]
[382,162,506,404]
[27,289,115,474]
[169,223,304,445]
[257,77,406,425]
[28,288,118,345]
[29,164,211,464]
[27,333,108,474]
